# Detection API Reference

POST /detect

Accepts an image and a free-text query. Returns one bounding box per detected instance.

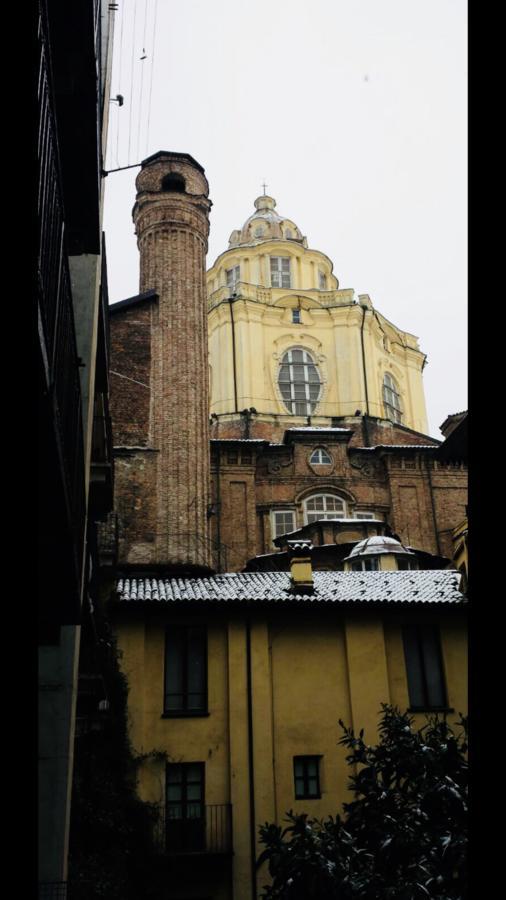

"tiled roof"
[115,570,464,606]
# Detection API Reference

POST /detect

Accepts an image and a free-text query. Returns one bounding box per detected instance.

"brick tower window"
[161,173,186,193]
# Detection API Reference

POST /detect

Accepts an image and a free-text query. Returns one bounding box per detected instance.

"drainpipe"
[246,619,257,899]
[425,455,442,556]
[360,305,371,447]
[228,297,239,414]
[215,443,222,572]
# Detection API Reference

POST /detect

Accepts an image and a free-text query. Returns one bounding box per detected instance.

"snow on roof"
[115,570,464,606]
[354,444,438,451]
[286,426,351,432]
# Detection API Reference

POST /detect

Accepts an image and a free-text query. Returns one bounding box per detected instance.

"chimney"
[287,540,314,594]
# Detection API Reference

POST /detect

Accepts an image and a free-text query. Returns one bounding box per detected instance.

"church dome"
[228,195,306,248]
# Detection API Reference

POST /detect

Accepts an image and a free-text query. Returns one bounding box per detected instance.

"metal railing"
[38,883,67,900]
[152,804,232,855]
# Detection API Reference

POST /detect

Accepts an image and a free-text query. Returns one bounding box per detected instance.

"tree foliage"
[67,625,165,900]
[258,705,467,900]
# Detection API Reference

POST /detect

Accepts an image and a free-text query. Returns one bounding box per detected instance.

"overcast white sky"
[103,0,467,438]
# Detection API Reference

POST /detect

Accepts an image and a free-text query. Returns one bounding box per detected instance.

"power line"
[145,0,159,157]
[135,0,149,162]
[127,0,138,165]
[115,0,126,168]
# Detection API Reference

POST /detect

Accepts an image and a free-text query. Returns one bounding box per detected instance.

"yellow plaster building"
[207,195,429,435]
[111,548,467,900]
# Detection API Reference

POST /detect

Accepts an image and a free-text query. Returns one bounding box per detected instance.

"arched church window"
[383,372,403,424]
[310,448,332,465]
[304,493,346,523]
[278,348,321,415]
[161,173,186,192]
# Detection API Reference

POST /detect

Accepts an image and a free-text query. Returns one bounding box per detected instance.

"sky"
[103,0,467,439]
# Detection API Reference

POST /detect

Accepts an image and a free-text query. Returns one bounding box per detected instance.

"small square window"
[293,756,321,799]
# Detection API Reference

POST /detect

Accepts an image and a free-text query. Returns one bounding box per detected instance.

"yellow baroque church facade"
[207,194,428,435]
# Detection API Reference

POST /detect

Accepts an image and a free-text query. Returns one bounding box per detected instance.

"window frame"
[309,448,332,466]
[402,624,449,711]
[271,509,297,541]
[303,493,346,524]
[166,762,206,852]
[226,265,240,290]
[270,256,291,288]
[293,755,322,800]
[278,347,322,416]
[163,625,208,717]
[383,372,403,424]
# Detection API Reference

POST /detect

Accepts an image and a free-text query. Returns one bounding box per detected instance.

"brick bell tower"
[132,151,212,571]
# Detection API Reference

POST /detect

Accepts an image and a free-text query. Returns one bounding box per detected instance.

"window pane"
[188,630,205,696]
[165,630,184,699]
[166,693,184,710]
[294,760,304,777]
[167,784,182,801]
[187,784,203,802]
[291,350,304,362]
[308,777,318,795]
[295,778,305,797]
[167,765,182,783]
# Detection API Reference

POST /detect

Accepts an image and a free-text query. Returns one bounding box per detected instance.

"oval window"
[278,348,321,416]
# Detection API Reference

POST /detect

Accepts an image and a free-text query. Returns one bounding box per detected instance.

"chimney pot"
[287,540,314,594]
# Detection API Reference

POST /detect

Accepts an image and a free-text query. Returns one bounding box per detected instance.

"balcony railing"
[38,883,67,900]
[152,804,232,855]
